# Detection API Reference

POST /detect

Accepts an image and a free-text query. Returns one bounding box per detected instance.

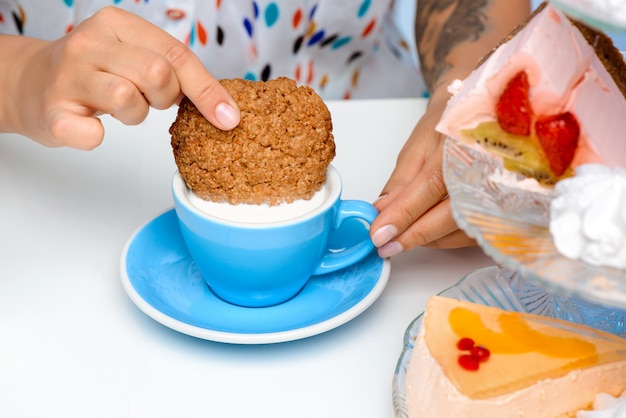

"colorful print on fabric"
[188,20,207,46]
[0,0,425,99]
[358,0,371,17]
[12,4,25,34]
[264,2,278,27]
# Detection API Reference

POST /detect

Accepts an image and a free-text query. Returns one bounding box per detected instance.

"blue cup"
[172,165,378,307]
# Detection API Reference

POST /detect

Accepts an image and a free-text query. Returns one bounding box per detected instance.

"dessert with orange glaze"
[405,296,626,417]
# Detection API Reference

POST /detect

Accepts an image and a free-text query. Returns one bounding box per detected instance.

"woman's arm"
[417,0,530,102]
[371,0,531,255]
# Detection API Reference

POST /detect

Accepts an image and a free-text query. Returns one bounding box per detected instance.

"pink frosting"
[436,4,626,170]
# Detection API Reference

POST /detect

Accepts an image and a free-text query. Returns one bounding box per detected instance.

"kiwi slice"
[461,122,562,184]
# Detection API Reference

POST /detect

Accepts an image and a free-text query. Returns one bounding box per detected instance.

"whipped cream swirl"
[577,391,626,418]
[550,164,626,269]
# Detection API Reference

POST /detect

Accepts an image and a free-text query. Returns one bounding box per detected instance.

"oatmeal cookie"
[170,77,335,205]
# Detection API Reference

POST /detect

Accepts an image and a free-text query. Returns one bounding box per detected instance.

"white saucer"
[120,209,390,344]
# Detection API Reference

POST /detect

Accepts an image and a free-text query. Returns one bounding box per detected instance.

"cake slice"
[436,2,626,184]
[405,296,626,417]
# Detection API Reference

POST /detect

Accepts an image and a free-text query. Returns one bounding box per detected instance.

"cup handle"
[311,200,378,276]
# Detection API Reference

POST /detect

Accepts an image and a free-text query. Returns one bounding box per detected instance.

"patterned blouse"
[0,0,427,100]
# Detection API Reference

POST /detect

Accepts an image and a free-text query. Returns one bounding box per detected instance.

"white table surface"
[0,98,493,418]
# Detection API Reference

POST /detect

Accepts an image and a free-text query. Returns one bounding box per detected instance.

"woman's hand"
[369,0,530,258]
[370,95,475,257]
[0,6,240,149]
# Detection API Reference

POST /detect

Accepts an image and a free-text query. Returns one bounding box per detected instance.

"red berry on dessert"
[470,345,491,362]
[458,354,480,371]
[535,111,580,177]
[457,337,475,351]
[496,71,533,136]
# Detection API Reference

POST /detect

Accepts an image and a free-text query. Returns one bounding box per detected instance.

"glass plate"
[444,137,626,308]
[391,265,626,418]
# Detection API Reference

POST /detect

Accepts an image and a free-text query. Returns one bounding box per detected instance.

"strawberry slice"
[496,71,533,136]
[534,112,580,177]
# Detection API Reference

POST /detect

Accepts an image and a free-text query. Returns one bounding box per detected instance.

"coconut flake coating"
[170,77,335,205]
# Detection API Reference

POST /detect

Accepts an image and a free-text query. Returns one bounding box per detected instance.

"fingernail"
[371,224,397,247]
[215,102,239,130]
[378,240,403,258]
[373,194,388,206]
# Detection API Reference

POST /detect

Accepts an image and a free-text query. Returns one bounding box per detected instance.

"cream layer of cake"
[436,4,626,170]
[405,297,626,418]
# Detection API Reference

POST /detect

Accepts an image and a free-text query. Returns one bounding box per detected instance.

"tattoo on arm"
[415,0,488,91]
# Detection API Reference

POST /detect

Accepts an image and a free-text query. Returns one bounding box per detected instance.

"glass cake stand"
[443,137,626,309]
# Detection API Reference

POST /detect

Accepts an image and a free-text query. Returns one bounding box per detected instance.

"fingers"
[163,44,241,130]
[29,7,241,149]
[374,196,475,256]
[371,145,448,251]
[74,69,150,126]
[424,229,476,250]
[370,98,476,255]
[89,7,240,131]
[85,42,181,112]
[17,7,240,149]
[375,128,433,213]
[46,109,105,150]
